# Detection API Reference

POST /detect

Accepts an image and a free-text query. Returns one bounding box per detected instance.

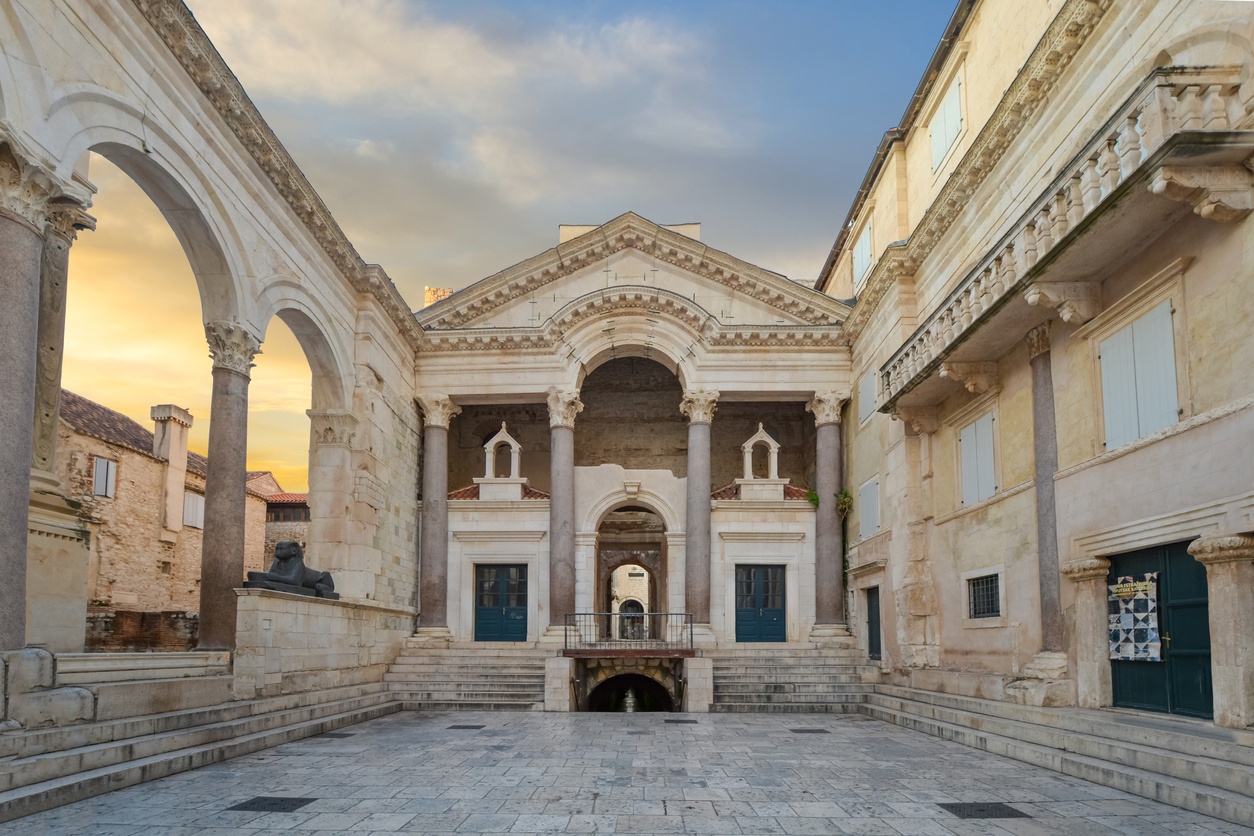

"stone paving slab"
[6,711,1252,835]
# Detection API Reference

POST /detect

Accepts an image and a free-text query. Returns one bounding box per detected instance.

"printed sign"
[1108,572,1161,662]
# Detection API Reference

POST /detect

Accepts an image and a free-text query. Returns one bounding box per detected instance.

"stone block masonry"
[232,588,415,700]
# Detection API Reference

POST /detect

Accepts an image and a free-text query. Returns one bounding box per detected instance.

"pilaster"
[1188,533,1254,728]
[1061,557,1112,709]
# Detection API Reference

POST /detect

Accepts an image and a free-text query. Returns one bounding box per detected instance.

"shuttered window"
[183,491,205,529]
[858,371,878,424]
[859,478,880,539]
[92,457,117,498]
[930,74,963,170]
[1099,300,1178,449]
[958,412,997,505]
[853,223,873,288]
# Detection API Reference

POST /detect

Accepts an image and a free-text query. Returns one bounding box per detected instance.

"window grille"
[968,573,1000,619]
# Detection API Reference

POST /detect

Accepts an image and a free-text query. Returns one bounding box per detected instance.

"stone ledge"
[234,587,416,618]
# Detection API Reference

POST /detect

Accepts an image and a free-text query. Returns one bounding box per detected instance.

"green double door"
[1109,542,1211,718]
[474,564,527,642]
[735,565,785,642]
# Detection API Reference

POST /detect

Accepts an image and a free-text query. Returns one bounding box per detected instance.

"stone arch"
[1150,24,1253,78]
[259,289,354,413]
[581,662,680,712]
[583,490,682,535]
[45,89,252,325]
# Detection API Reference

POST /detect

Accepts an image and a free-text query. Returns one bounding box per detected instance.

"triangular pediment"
[416,213,850,336]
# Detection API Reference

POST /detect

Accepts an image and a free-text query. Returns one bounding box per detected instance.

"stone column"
[1188,533,1254,729]
[305,409,358,588]
[807,391,848,628]
[547,387,583,633]
[0,146,61,650]
[31,204,94,492]
[1028,323,1065,655]
[198,321,262,650]
[416,394,460,635]
[680,390,718,624]
[1061,557,1112,709]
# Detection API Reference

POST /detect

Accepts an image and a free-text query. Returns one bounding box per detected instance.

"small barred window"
[968,574,1000,619]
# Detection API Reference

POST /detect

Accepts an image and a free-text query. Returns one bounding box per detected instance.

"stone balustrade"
[881,67,1245,407]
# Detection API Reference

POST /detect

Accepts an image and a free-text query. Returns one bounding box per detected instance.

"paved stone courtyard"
[8,711,1250,835]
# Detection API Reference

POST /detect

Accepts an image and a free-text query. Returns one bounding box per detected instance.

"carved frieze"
[416,393,462,429]
[546,387,584,429]
[1149,164,1254,223]
[1023,282,1101,325]
[205,320,262,378]
[679,390,720,424]
[806,391,849,426]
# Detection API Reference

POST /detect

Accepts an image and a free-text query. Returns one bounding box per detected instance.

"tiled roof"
[448,482,551,500]
[268,493,309,504]
[710,482,811,501]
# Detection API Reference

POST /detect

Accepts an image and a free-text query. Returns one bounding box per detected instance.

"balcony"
[881,67,1253,413]
[562,612,695,657]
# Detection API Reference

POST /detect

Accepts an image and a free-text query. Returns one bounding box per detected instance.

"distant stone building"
[423,286,452,307]
[265,493,310,560]
[58,390,269,613]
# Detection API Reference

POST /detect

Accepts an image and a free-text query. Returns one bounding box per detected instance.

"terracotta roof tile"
[268,493,308,504]
[448,482,551,500]
[710,482,811,501]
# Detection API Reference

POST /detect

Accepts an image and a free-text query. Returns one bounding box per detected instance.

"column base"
[1004,651,1075,707]
[411,627,453,644]
[808,623,855,647]
[690,623,718,649]
[539,625,568,647]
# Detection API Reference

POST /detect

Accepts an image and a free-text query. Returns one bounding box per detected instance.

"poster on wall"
[1108,572,1161,662]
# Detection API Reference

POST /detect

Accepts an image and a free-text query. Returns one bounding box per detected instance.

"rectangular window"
[930,73,963,170]
[967,573,1000,619]
[183,491,205,529]
[852,223,873,288]
[858,371,877,424]
[92,457,117,498]
[958,412,997,505]
[1099,299,1178,449]
[858,477,880,539]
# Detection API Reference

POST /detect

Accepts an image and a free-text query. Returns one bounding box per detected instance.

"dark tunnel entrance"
[587,673,674,712]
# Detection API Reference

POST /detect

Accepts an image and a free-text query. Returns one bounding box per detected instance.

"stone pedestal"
[1062,557,1112,709]
[682,656,713,713]
[545,656,574,712]
[1188,533,1254,729]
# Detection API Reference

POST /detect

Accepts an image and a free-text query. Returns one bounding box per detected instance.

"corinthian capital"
[416,393,461,429]
[0,141,62,230]
[806,391,849,426]
[679,390,719,424]
[44,202,96,243]
[1187,533,1254,566]
[547,386,584,429]
[205,320,262,378]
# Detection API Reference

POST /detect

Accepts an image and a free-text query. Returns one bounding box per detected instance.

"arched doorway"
[587,673,674,712]
[597,507,666,634]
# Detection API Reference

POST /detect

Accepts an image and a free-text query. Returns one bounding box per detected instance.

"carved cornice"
[205,320,262,378]
[806,391,849,426]
[1025,322,1050,360]
[1024,282,1101,325]
[938,362,997,394]
[129,0,421,353]
[1061,557,1111,582]
[547,387,584,429]
[44,203,96,243]
[0,141,63,230]
[417,213,850,332]
[307,409,358,448]
[1149,164,1254,223]
[1187,533,1254,566]
[679,390,720,424]
[842,0,1114,340]
[891,406,939,436]
[416,393,461,429]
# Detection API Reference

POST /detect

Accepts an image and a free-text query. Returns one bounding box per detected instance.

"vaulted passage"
[587,673,674,712]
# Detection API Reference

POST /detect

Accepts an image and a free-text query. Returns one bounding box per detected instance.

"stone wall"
[233,588,414,699]
[264,519,309,562]
[85,609,198,652]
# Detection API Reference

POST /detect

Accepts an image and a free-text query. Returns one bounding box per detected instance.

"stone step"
[54,652,231,685]
[0,688,396,795]
[397,699,543,712]
[874,685,1254,769]
[710,702,864,714]
[387,663,546,673]
[712,691,871,704]
[384,671,544,682]
[862,696,1254,828]
[867,690,1254,799]
[713,674,865,684]
[714,683,876,695]
[0,694,400,823]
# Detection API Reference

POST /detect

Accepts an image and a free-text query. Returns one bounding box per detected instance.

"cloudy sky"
[63,1,955,492]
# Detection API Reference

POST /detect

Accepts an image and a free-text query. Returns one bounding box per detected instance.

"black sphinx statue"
[244,541,339,599]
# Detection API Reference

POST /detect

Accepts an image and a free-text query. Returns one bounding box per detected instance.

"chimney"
[152,404,193,540]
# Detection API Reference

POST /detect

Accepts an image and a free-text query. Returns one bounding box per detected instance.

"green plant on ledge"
[834,488,853,519]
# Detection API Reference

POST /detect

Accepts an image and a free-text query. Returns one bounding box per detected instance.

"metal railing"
[564,612,694,651]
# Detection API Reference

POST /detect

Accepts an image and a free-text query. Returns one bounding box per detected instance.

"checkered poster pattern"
[1108,572,1161,662]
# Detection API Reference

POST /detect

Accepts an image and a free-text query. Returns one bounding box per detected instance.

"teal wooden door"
[734,565,785,642]
[1109,542,1211,718]
[474,564,528,642]
[866,586,882,661]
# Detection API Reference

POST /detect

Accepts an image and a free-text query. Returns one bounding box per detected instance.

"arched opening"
[587,673,674,712]
[576,357,685,474]
[493,443,510,478]
[597,507,666,626]
[751,442,770,478]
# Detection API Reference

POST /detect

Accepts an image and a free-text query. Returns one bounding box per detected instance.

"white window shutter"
[183,492,205,529]
[853,224,873,285]
[975,412,996,499]
[93,459,107,496]
[859,372,877,423]
[859,479,879,538]
[959,422,980,505]
[1100,324,1139,449]
[1131,300,1178,437]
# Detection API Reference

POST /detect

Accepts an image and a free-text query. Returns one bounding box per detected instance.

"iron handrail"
[563,612,694,651]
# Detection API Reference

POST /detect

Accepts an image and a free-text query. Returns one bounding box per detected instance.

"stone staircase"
[864,684,1254,827]
[708,645,880,713]
[0,680,399,823]
[385,642,549,711]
